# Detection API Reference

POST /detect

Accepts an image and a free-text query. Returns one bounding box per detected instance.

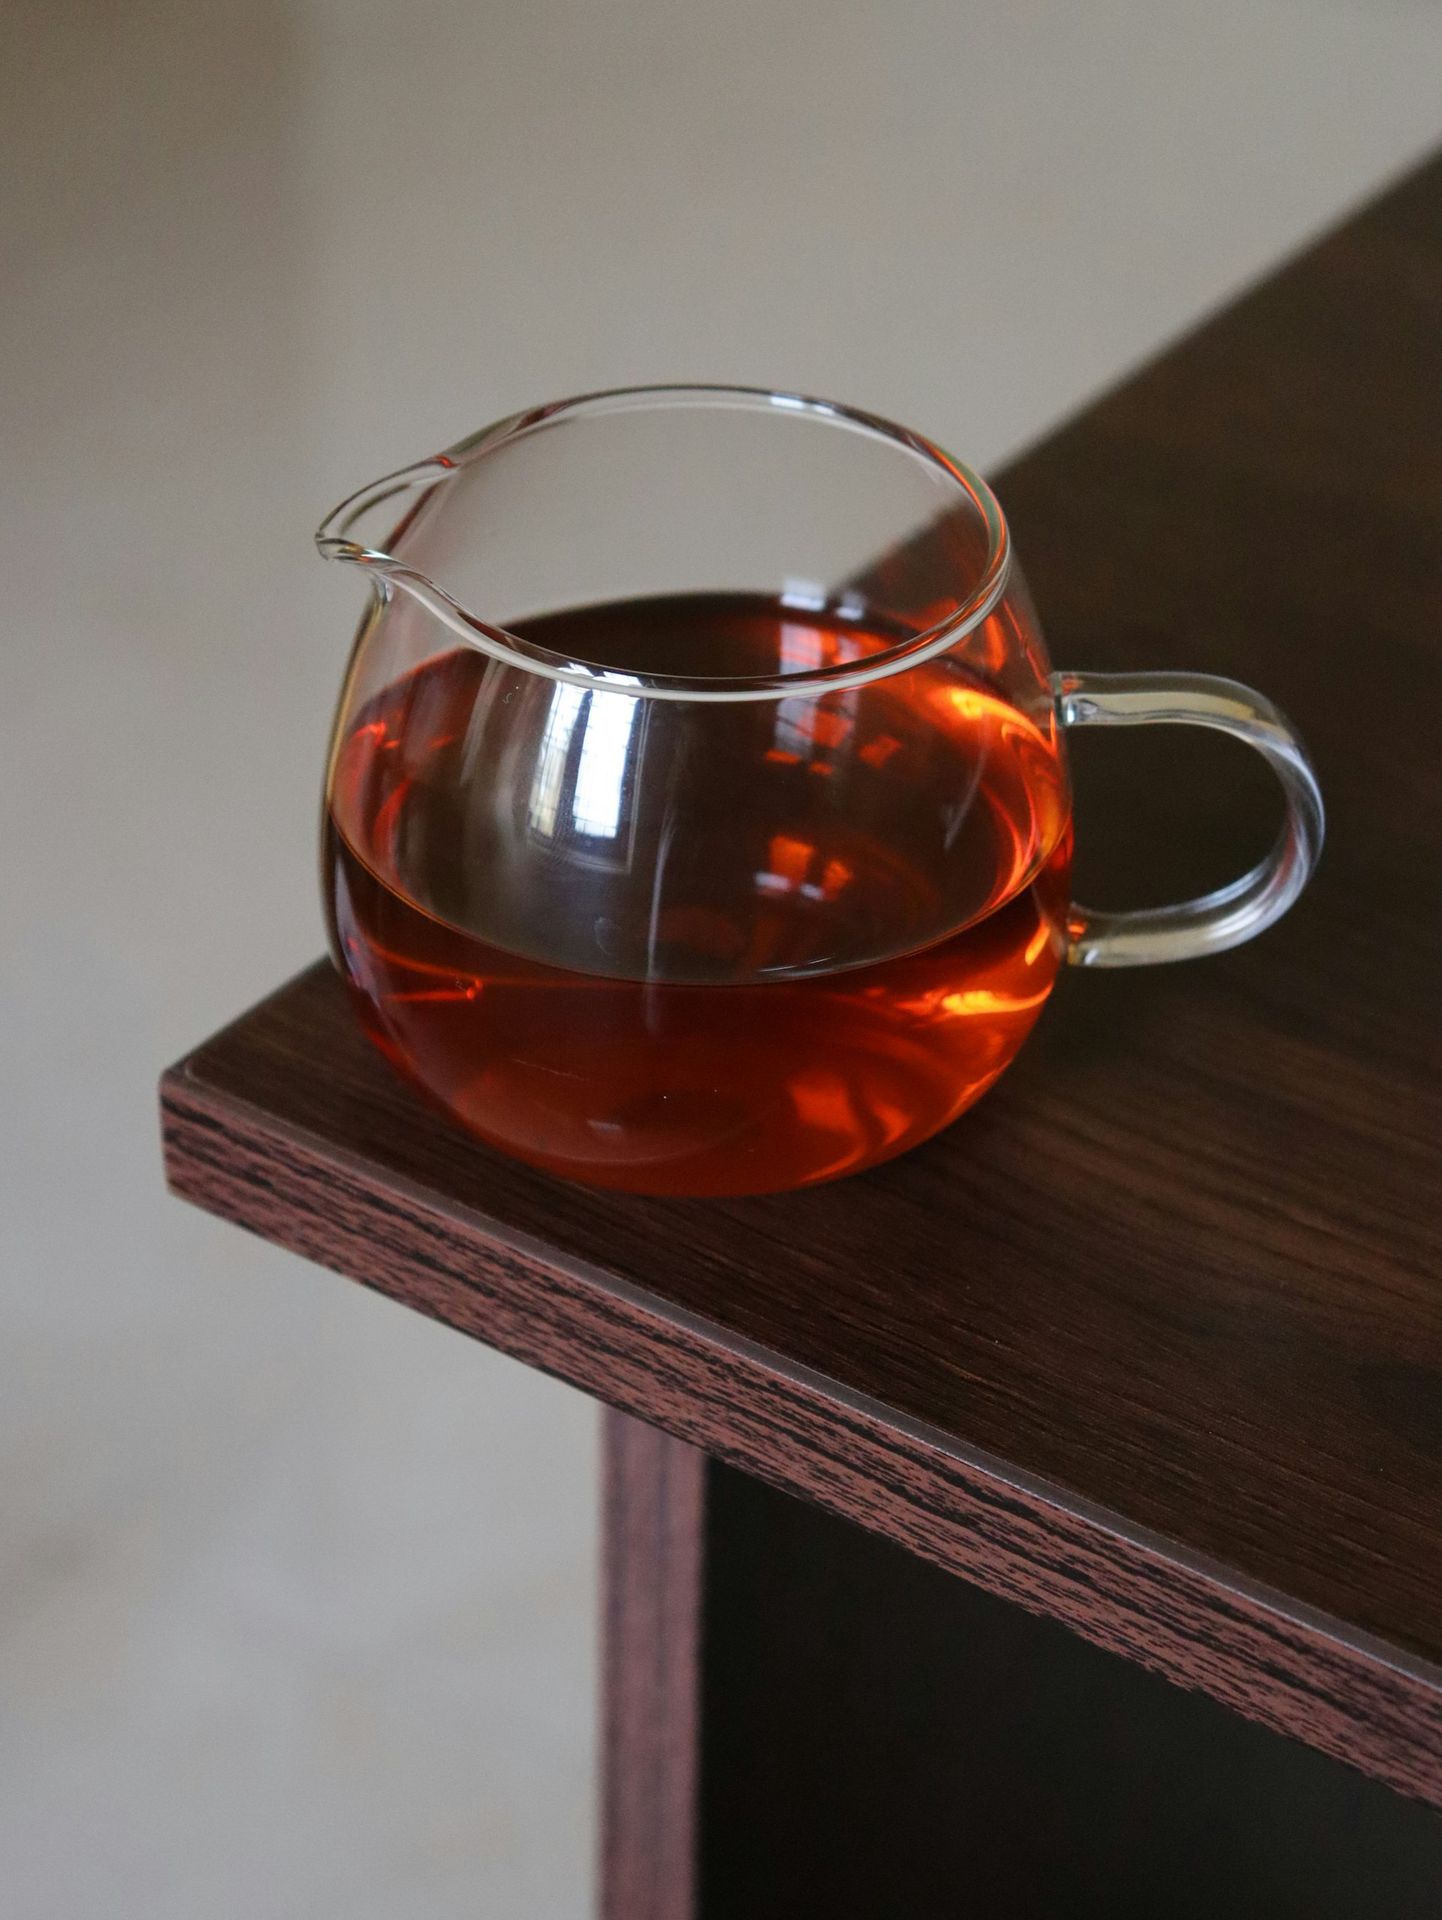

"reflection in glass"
[526,683,585,838]
[572,693,639,840]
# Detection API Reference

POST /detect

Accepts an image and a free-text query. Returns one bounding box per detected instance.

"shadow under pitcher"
[317,386,1323,1197]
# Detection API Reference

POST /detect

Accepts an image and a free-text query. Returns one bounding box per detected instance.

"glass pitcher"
[317,386,1322,1197]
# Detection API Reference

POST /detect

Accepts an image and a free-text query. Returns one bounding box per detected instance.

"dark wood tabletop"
[163,153,1442,1805]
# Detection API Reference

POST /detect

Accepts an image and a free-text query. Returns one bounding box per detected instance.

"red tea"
[325,593,1072,1194]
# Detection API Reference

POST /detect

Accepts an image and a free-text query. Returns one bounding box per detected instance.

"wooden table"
[163,155,1442,1914]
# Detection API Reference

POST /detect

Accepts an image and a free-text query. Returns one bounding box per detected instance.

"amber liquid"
[325,594,1072,1195]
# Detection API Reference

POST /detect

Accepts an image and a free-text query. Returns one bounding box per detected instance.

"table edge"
[161,1014,1442,1807]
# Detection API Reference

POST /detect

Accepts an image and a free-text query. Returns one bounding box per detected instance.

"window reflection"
[526,682,640,852]
[572,692,639,839]
[527,682,585,838]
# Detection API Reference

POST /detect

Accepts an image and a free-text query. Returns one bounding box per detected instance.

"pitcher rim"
[315,384,1012,704]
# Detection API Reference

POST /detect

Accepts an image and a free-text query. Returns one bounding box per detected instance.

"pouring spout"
[316,448,534,672]
[314,456,457,569]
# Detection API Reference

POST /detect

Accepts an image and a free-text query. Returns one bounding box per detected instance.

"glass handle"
[1053,670,1325,969]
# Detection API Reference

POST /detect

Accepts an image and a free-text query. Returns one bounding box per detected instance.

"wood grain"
[605,1428,1442,1916]
[163,155,1442,1801]
[698,1456,1442,1915]
[600,1413,705,1920]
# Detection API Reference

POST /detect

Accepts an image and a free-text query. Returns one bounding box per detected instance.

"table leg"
[599,1412,1442,1919]
[600,1411,705,1920]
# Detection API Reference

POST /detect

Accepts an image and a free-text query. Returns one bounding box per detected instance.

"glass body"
[319,388,1322,1196]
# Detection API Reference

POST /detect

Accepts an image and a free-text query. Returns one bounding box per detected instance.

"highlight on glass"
[317,386,1323,1196]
